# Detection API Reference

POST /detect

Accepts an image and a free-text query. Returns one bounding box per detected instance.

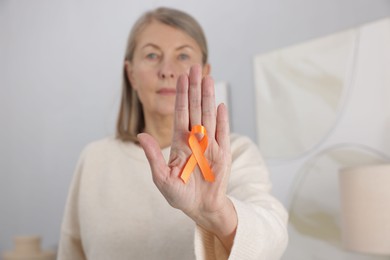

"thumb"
[137,133,169,182]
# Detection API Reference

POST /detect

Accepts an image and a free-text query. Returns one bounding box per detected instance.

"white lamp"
[339,164,390,255]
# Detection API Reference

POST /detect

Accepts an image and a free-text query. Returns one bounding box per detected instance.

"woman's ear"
[202,63,211,76]
[125,60,137,90]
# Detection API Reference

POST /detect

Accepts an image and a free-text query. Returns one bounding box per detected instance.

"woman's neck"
[143,113,174,149]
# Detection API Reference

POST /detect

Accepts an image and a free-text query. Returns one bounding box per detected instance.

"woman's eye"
[178,53,190,61]
[146,53,158,60]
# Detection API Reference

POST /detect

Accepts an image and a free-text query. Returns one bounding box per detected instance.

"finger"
[215,103,230,150]
[201,76,216,138]
[174,74,189,132]
[137,133,170,183]
[189,64,202,129]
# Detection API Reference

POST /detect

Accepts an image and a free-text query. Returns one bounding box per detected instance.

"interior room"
[1,1,389,259]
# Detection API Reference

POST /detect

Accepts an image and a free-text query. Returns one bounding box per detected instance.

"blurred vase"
[339,164,390,255]
[2,236,55,260]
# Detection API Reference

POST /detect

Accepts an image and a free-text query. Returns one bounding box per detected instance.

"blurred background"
[1,0,389,257]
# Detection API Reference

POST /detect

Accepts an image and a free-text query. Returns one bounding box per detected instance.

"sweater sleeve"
[57,149,87,260]
[194,134,288,260]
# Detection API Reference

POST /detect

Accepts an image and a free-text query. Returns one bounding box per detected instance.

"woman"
[58,7,288,260]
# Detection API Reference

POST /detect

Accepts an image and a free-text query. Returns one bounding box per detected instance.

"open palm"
[138,64,231,223]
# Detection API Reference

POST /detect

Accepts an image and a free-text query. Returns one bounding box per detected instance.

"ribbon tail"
[180,155,197,183]
[189,135,215,182]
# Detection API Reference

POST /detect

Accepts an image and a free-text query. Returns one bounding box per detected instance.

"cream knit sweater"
[58,134,288,259]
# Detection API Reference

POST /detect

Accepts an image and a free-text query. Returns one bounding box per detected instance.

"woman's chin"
[156,107,175,117]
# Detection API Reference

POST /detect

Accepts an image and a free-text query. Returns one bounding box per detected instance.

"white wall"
[1,0,389,253]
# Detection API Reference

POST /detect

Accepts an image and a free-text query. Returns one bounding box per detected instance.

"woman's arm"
[138,64,237,253]
[57,152,87,260]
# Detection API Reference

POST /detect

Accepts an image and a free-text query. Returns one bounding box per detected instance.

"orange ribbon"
[180,125,215,183]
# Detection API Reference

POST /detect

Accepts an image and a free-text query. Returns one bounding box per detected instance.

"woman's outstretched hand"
[138,64,237,251]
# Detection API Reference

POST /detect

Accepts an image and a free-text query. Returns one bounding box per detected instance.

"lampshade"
[339,164,390,255]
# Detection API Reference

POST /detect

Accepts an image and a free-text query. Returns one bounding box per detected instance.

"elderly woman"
[58,7,288,260]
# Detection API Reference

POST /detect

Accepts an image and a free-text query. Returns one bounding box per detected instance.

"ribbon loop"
[180,125,215,183]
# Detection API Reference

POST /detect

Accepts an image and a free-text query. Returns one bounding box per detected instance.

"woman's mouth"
[157,88,176,95]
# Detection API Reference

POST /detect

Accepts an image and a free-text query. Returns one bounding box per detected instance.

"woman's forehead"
[136,21,199,49]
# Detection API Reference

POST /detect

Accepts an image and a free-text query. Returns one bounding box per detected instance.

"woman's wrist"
[191,196,238,252]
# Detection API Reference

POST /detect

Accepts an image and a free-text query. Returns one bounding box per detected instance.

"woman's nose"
[158,59,176,79]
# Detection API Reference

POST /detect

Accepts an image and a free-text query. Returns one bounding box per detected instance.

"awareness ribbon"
[180,125,215,183]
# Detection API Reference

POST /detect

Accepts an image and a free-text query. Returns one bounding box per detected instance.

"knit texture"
[58,134,288,259]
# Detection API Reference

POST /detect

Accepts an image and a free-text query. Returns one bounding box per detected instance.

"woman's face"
[126,20,209,119]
